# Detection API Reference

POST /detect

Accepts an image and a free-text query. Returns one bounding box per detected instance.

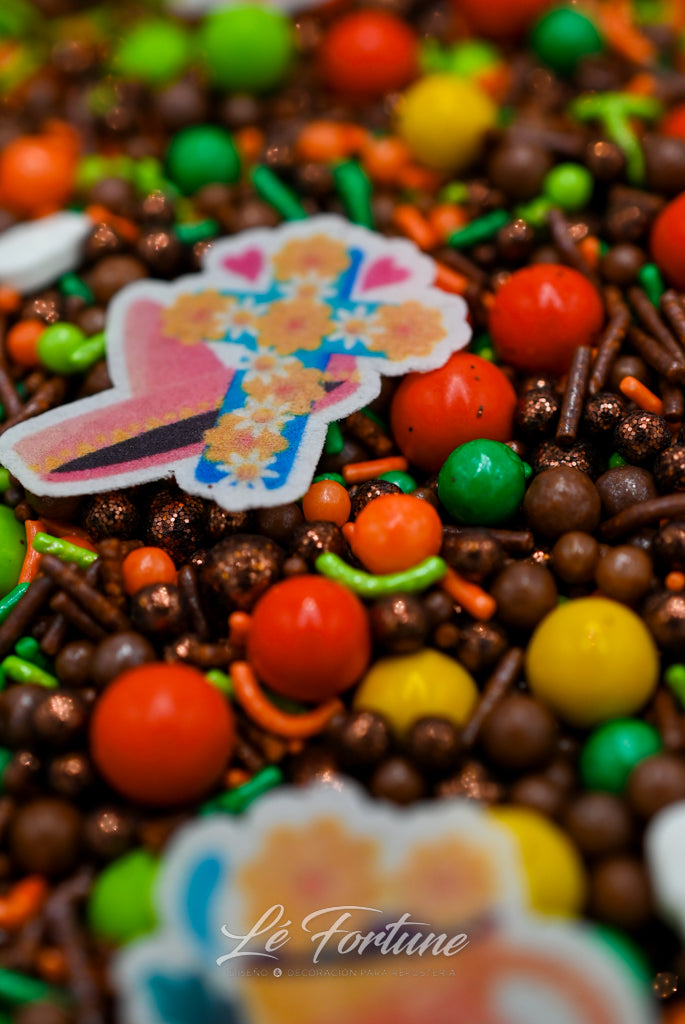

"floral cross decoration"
[0,216,470,511]
[117,783,655,1024]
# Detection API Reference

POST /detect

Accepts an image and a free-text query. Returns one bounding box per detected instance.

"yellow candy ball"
[490,806,586,917]
[525,597,659,727]
[395,74,497,173]
[353,648,478,736]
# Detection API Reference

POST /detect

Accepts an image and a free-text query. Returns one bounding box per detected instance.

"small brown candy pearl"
[254,503,303,546]
[642,592,685,651]
[9,798,82,877]
[406,718,462,775]
[33,691,88,748]
[440,529,505,583]
[609,354,651,391]
[136,229,183,277]
[369,594,428,654]
[456,621,508,675]
[350,479,402,519]
[487,143,552,201]
[655,445,685,493]
[563,793,633,858]
[202,535,284,611]
[0,685,46,748]
[2,751,41,798]
[84,807,135,861]
[595,545,654,603]
[145,490,206,563]
[595,466,658,517]
[48,752,96,798]
[653,521,685,571]
[590,856,653,929]
[290,521,346,565]
[644,134,685,195]
[551,532,600,584]
[333,711,391,770]
[289,746,342,786]
[524,466,601,539]
[130,583,186,636]
[88,254,147,304]
[600,243,645,286]
[90,631,156,688]
[628,753,685,817]
[81,490,139,540]
[479,695,557,773]
[614,410,671,465]
[54,640,95,688]
[423,589,454,627]
[370,756,426,805]
[508,774,567,819]
[490,562,558,631]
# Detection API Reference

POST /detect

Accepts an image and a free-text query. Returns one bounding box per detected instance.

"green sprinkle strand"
[332,160,374,229]
[251,165,308,221]
[0,583,30,626]
[0,469,9,493]
[175,218,219,245]
[324,421,344,456]
[200,765,283,815]
[0,967,65,1006]
[448,210,509,249]
[205,670,234,696]
[66,332,106,373]
[1,656,58,689]
[315,552,447,597]
[638,263,665,306]
[32,533,98,569]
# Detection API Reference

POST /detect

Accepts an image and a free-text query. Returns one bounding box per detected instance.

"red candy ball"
[390,351,516,473]
[454,0,554,38]
[488,264,604,375]
[319,10,418,99]
[246,575,371,702]
[90,663,235,807]
[651,192,685,290]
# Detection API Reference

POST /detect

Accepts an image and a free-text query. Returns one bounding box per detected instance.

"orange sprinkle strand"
[666,572,685,591]
[434,261,469,295]
[441,567,497,622]
[598,0,656,65]
[578,234,601,270]
[396,163,443,192]
[19,519,46,584]
[224,766,251,789]
[228,611,252,647]
[619,375,664,415]
[85,204,140,243]
[392,204,437,251]
[235,125,265,165]
[231,661,343,739]
[343,455,408,484]
[0,876,48,931]
[39,517,93,542]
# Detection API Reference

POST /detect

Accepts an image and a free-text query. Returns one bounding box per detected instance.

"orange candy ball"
[90,662,235,806]
[319,10,418,99]
[122,546,177,595]
[302,479,351,527]
[6,320,45,368]
[346,493,442,573]
[0,134,77,215]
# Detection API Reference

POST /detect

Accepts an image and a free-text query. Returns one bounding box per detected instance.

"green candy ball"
[543,162,594,212]
[0,506,26,597]
[37,323,86,375]
[580,719,662,793]
[437,439,530,525]
[530,7,604,76]
[166,125,240,195]
[88,849,159,945]
[378,470,417,493]
[198,5,296,93]
[114,19,192,87]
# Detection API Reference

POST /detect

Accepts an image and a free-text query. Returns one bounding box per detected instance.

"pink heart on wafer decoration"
[360,257,411,291]
[221,248,263,282]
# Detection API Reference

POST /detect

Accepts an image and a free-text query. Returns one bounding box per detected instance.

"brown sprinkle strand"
[0,576,55,659]
[628,325,684,383]
[601,494,685,541]
[556,345,592,444]
[588,302,630,396]
[40,555,131,633]
[461,647,524,749]
[177,564,209,640]
[628,286,685,365]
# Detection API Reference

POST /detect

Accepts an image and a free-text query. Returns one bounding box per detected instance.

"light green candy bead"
[88,849,159,945]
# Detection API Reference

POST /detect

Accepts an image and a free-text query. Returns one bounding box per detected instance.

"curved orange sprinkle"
[342,455,408,484]
[597,0,656,65]
[392,205,437,251]
[434,261,469,295]
[441,567,496,622]
[85,204,139,243]
[619,375,664,415]
[0,875,48,930]
[231,661,343,739]
[19,519,46,583]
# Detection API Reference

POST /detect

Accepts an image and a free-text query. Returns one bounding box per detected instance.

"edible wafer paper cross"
[0,216,471,511]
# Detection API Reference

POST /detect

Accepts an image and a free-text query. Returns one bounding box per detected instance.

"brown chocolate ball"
[370,756,426,805]
[130,582,186,636]
[289,746,342,787]
[406,717,462,775]
[254,503,304,546]
[653,521,685,572]
[155,76,209,130]
[369,593,428,654]
[84,807,135,861]
[585,140,626,181]
[509,774,566,818]
[487,143,552,201]
[563,793,633,857]
[590,856,652,928]
[609,354,651,391]
[0,685,45,748]
[655,445,685,493]
[423,589,454,627]
[290,520,346,565]
[595,545,654,603]
[54,640,95,688]
[202,534,284,611]
[230,198,279,232]
[33,692,88,748]
[614,410,671,465]
[600,243,645,286]
[2,751,41,798]
[88,176,137,218]
[136,229,183,277]
[440,529,505,583]
[595,465,658,517]
[456,621,508,675]
[90,632,156,688]
[490,562,558,630]
[644,134,685,195]
[479,695,557,772]
[532,440,597,478]
[628,753,685,817]
[81,490,139,540]
[88,254,147,303]
[9,798,82,877]
[48,751,96,798]
[524,466,601,539]
[582,392,625,435]
[333,711,391,770]
[551,531,600,584]
[642,591,685,651]
[145,490,206,564]
[350,479,402,519]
